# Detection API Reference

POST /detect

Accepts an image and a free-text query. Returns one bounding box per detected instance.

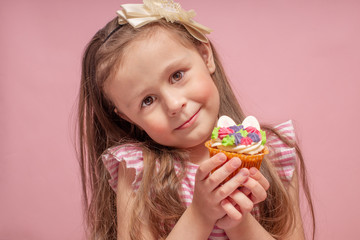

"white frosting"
[211,140,264,155]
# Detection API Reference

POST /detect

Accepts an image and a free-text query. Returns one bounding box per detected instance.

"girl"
[78,0,315,239]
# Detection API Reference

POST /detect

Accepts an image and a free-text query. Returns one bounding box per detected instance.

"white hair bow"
[117,0,212,43]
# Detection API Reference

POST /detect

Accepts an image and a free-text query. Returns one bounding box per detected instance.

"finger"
[239,168,269,197]
[213,168,249,202]
[249,167,270,190]
[220,198,242,221]
[239,186,251,196]
[216,214,235,230]
[215,216,230,230]
[195,153,227,181]
[242,177,268,204]
[206,157,242,191]
[229,189,254,214]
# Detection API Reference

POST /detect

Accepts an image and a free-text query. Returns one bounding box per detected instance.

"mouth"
[175,108,201,130]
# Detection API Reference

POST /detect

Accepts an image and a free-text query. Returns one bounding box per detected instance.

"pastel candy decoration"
[217,115,236,128]
[242,116,260,130]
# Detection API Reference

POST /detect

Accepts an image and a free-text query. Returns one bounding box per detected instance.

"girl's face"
[104,29,220,149]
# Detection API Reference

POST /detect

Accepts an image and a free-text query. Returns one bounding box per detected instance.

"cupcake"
[205,115,268,183]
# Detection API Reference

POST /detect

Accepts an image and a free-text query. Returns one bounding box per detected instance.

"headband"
[116,0,212,43]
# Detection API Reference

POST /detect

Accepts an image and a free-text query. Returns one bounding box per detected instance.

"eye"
[141,96,156,108]
[170,71,184,83]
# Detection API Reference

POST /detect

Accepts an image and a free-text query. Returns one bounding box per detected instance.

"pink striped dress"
[102,120,297,239]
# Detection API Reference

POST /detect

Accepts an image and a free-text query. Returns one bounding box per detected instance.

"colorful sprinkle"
[222,135,235,146]
[218,127,234,140]
[239,128,248,137]
[260,130,267,145]
[229,125,243,132]
[211,127,220,139]
[245,126,261,137]
[248,132,260,142]
[232,132,243,145]
[240,137,253,145]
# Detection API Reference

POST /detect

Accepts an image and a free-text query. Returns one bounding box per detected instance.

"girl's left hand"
[215,167,270,230]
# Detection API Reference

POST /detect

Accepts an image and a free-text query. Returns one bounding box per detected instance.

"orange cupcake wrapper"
[205,140,269,183]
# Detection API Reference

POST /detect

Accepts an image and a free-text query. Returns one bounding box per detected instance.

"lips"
[175,108,200,130]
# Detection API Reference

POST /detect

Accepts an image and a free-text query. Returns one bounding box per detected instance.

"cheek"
[145,123,166,134]
[140,115,170,137]
[191,76,219,103]
[144,124,173,146]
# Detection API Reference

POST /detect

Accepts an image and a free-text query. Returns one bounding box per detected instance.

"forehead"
[114,29,199,81]
[121,28,196,65]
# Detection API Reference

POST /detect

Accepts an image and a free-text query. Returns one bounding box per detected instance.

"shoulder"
[102,143,144,192]
[266,120,297,185]
[267,120,296,144]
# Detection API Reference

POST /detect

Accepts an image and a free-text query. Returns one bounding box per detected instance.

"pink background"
[1,0,359,239]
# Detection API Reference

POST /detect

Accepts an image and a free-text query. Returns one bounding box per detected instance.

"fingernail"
[240,168,249,176]
[231,158,241,168]
[218,153,227,162]
[249,167,257,175]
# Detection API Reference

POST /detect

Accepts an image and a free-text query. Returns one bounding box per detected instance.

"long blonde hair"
[78,18,315,239]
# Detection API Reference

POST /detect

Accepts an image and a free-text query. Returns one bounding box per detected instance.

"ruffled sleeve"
[101,144,144,193]
[266,120,297,185]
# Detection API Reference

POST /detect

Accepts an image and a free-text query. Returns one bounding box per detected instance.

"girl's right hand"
[190,153,250,226]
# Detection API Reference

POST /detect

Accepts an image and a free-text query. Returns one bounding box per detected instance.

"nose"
[162,89,186,117]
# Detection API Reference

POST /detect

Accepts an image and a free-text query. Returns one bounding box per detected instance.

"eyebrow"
[162,55,189,77]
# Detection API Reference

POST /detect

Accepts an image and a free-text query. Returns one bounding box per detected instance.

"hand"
[190,154,250,226]
[240,167,270,204]
[215,167,270,230]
